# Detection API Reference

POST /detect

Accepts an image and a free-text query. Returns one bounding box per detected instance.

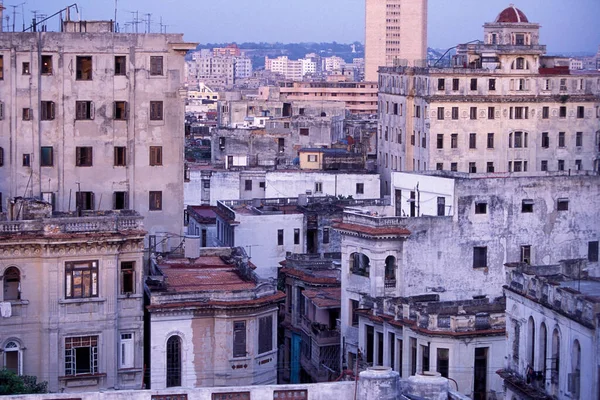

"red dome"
[495,4,529,23]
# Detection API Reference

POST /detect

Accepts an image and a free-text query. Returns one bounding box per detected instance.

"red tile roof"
[333,222,410,237]
[303,287,341,308]
[495,5,529,23]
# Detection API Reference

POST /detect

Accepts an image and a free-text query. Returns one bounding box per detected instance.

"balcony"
[0,214,144,235]
[300,316,340,346]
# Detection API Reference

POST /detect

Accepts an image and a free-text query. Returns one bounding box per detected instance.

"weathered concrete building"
[185,205,217,248]
[184,167,381,206]
[0,20,195,237]
[377,5,600,195]
[500,260,599,400]
[146,247,284,389]
[279,253,341,384]
[335,170,599,398]
[215,197,386,278]
[0,198,145,392]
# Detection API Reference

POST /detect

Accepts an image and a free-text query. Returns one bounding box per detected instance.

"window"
[577,106,584,119]
[114,101,128,120]
[437,107,444,120]
[451,134,458,149]
[244,180,252,191]
[469,133,476,149]
[258,315,273,354]
[576,132,583,147]
[41,55,52,74]
[113,191,129,210]
[575,159,582,170]
[278,138,285,153]
[166,336,181,387]
[522,199,534,213]
[323,228,330,244]
[475,202,487,214]
[487,107,495,120]
[274,390,307,399]
[277,229,284,246]
[3,267,21,301]
[513,107,528,119]
[76,191,94,211]
[487,132,494,149]
[437,134,443,149]
[294,229,300,245]
[307,154,317,162]
[75,147,93,167]
[351,300,359,326]
[488,79,496,91]
[558,159,565,171]
[521,245,531,264]
[559,106,567,118]
[0,147,3,166]
[150,101,163,120]
[41,146,53,167]
[212,394,249,400]
[118,262,135,295]
[414,105,420,118]
[541,160,548,171]
[515,34,525,45]
[470,107,477,120]
[513,131,527,148]
[437,197,445,217]
[298,108,305,116]
[150,146,163,166]
[589,241,599,262]
[451,107,458,120]
[513,161,523,172]
[470,78,477,91]
[487,162,495,173]
[452,78,459,91]
[113,146,127,167]
[0,102,3,120]
[450,162,457,172]
[3,341,22,375]
[351,252,370,277]
[437,348,449,378]
[22,61,30,75]
[558,132,565,147]
[65,261,98,299]
[544,79,551,91]
[65,336,98,375]
[75,101,94,120]
[150,56,164,76]
[149,191,162,210]
[356,183,364,194]
[76,56,93,80]
[542,132,549,148]
[300,128,309,136]
[435,163,443,171]
[542,107,549,119]
[469,162,477,173]
[557,198,569,211]
[315,182,322,193]
[41,101,55,120]
[22,108,32,121]
[437,78,445,90]
[115,56,126,75]
[233,321,247,358]
[473,247,487,268]
[119,333,134,369]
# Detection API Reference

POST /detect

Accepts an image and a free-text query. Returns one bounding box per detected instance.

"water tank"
[405,371,449,400]
[357,366,401,400]
[185,236,201,259]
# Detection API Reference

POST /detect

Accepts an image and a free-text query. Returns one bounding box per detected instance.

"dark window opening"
[589,241,599,262]
[113,191,129,210]
[76,56,93,80]
[150,101,163,120]
[149,191,162,210]
[244,180,252,191]
[294,228,300,245]
[277,229,284,246]
[166,336,181,387]
[41,101,55,120]
[115,56,126,75]
[475,202,487,214]
[258,315,273,354]
[233,321,246,358]
[76,101,94,120]
[150,56,164,76]
[65,336,98,375]
[522,199,534,213]
[76,191,95,211]
[41,55,52,74]
[557,198,569,211]
[120,261,135,294]
[114,101,128,120]
[114,146,126,166]
[41,146,53,167]
[473,247,487,268]
[76,147,93,166]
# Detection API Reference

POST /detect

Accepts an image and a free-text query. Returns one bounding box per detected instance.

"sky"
[8,0,600,54]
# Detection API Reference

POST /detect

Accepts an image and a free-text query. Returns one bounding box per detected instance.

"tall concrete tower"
[365,0,428,82]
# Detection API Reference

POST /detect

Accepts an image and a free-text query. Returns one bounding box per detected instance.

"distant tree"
[0,369,48,395]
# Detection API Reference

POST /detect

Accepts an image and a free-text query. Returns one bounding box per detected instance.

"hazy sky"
[10,0,600,53]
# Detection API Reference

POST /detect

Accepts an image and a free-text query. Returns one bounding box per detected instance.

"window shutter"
[50,102,55,119]
[124,192,129,209]
[0,102,4,119]
[90,102,95,119]
[125,102,129,119]
[90,192,95,210]
[113,102,117,119]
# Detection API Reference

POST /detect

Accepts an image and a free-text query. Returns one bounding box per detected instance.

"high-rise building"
[364,0,428,81]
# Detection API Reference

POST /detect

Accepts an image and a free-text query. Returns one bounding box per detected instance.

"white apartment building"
[377,5,600,195]
[0,20,194,237]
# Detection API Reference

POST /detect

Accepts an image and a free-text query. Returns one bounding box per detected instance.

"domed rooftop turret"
[495,4,529,23]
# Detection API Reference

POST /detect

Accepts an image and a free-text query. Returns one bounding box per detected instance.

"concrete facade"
[365,0,428,81]
[0,199,145,393]
[501,261,599,400]
[146,248,284,389]
[377,6,600,194]
[0,23,194,237]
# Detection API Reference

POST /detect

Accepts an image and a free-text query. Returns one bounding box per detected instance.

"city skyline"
[8,0,600,54]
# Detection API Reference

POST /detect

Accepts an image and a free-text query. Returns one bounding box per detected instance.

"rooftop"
[495,4,529,23]
[303,287,341,309]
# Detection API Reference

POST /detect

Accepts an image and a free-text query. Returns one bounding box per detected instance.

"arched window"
[571,340,581,398]
[527,317,535,367]
[4,341,22,375]
[551,328,561,393]
[166,335,182,387]
[538,322,547,374]
[385,256,396,287]
[3,267,21,300]
[350,253,370,277]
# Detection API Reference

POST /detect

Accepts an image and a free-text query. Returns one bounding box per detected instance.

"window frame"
[149,191,163,211]
[65,260,99,299]
[258,315,273,355]
[232,321,247,358]
[75,101,94,120]
[150,101,164,121]
[41,101,56,120]
[65,335,99,376]
[41,55,53,74]
[150,56,164,76]
[76,146,93,167]
[114,101,128,120]
[356,183,364,194]
[120,262,135,295]
[114,146,127,167]
[473,247,487,269]
[521,199,534,213]
[149,146,163,166]
[557,198,569,211]
[76,56,93,81]
[114,56,127,76]
[41,146,54,167]
[277,229,284,246]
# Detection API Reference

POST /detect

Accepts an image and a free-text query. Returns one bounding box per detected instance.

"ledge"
[58,297,106,305]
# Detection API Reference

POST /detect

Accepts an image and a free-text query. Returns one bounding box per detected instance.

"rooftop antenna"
[143,12,151,33]
[9,3,26,32]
